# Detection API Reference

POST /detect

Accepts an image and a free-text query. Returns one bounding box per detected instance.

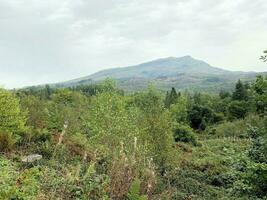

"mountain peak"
[179,55,193,59]
[82,55,229,82]
[157,55,194,61]
[56,56,262,92]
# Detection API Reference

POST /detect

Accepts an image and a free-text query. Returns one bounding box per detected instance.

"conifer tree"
[232,79,248,101]
[165,87,178,108]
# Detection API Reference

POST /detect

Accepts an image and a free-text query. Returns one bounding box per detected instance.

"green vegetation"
[0,74,267,199]
[49,56,266,93]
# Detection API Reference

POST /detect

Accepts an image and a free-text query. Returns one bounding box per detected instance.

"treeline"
[0,76,266,199]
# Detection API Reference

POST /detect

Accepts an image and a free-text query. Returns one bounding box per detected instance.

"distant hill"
[53,56,265,92]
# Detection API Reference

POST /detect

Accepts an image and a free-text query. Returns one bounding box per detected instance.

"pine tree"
[232,79,248,101]
[164,91,170,108]
[165,87,178,108]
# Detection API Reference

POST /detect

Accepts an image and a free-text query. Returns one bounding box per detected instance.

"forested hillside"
[50,56,264,92]
[1,74,267,199]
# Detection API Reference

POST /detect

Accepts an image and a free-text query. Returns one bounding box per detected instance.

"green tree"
[21,95,49,129]
[227,100,248,120]
[252,75,267,114]
[169,95,188,124]
[235,119,267,198]
[165,87,178,108]
[219,90,230,99]
[49,89,89,134]
[232,79,248,101]
[134,87,174,172]
[0,88,27,150]
[188,104,220,130]
[86,91,139,153]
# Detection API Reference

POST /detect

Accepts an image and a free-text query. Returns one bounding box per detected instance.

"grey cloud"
[0,0,266,88]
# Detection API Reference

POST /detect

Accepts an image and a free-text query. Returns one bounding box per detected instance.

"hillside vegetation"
[0,75,267,199]
[53,56,263,92]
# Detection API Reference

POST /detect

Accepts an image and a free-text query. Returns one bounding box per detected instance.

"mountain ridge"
[54,56,263,92]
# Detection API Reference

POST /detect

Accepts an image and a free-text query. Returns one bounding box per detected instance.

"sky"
[0,0,267,88]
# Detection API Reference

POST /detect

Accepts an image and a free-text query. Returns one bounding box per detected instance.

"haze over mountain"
[53,56,264,92]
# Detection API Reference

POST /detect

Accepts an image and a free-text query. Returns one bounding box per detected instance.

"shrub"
[208,120,247,138]
[173,124,197,146]
[64,163,110,199]
[128,179,148,200]
[209,114,265,139]
[188,105,220,130]
[0,158,42,199]
[110,154,134,199]
[0,132,18,152]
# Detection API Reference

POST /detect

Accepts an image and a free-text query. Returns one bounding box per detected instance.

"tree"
[232,79,248,101]
[170,95,188,124]
[165,87,178,108]
[0,88,27,150]
[188,104,219,130]
[86,91,139,153]
[0,89,26,134]
[253,75,267,95]
[219,90,230,99]
[236,119,267,198]
[21,95,49,129]
[44,84,52,99]
[227,100,248,120]
[134,87,174,172]
[252,76,267,114]
[49,89,89,134]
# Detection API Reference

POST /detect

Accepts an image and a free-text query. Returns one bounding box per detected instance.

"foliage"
[227,100,249,120]
[128,179,148,200]
[64,162,110,199]
[1,77,267,199]
[232,79,248,101]
[0,88,27,134]
[0,158,42,199]
[188,104,221,130]
[0,132,18,151]
[219,90,231,99]
[165,87,179,108]
[0,88,27,151]
[205,115,265,142]
[169,95,188,124]
[252,75,267,114]
[134,87,175,172]
[86,91,139,153]
[173,123,197,146]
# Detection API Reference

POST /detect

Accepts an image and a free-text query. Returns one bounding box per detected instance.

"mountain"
[55,56,264,92]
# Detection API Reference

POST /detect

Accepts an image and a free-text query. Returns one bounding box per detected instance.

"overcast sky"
[0,0,266,88]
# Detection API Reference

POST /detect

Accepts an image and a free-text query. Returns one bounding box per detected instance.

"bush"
[188,105,221,130]
[249,136,267,164]
[128,179,148,200]
[0,158,42,199]
[173,124,197,146]
[208,115,265,139]
[0,132,18,152]
[208,120,247,138]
